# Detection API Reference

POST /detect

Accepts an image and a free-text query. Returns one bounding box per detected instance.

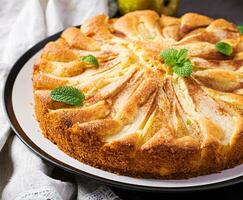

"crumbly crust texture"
[33,11,243,179]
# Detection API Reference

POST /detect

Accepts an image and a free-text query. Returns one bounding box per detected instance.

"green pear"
[118,0,180,16]
[150,0,180,16]
[118,0,150,15]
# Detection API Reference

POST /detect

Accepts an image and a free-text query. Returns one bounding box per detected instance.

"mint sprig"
[81,55,99,68]
[160,48,193,77]
[50,86,85,106]
[237,25,243,34]
[215,42,233,56]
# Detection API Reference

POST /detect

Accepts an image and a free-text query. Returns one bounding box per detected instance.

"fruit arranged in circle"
[33,11,243,179]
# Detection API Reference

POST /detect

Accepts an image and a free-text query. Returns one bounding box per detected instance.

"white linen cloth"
[0,0,121,199]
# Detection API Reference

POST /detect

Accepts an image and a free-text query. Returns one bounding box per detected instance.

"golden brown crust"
[180,13,213,36]
[33,11,243,179]
[61,27,100,51]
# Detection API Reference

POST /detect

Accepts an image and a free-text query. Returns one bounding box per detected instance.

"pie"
[33,10,243,179]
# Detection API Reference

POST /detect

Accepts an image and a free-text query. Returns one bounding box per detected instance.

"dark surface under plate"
[51,165,243,199]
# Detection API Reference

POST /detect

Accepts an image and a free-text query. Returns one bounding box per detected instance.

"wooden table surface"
[52,0,243,199]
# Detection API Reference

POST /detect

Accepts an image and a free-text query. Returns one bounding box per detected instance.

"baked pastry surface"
[33,11,243,179]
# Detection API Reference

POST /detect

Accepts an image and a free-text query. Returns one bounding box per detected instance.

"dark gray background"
[178,0,243,24]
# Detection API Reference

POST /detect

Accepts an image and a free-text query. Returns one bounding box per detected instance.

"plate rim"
[3,28,243,192]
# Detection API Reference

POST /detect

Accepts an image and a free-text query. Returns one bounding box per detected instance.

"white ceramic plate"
[4,31,243,192]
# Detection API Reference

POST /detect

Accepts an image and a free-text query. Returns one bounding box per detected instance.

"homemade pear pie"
[33,11,243,179]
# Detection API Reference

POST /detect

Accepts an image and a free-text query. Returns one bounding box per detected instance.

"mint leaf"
[160,48,193,77]
[237,25,243,34]
[176,48,188,63]
[160,48,179,68]
[50,86,85,106]
[81,55,99,67]
[173,60,192,77]
[160,48,177,60]
[215,42,233,56]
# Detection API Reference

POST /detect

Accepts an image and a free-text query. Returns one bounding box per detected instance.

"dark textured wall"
[178,0,243,24]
